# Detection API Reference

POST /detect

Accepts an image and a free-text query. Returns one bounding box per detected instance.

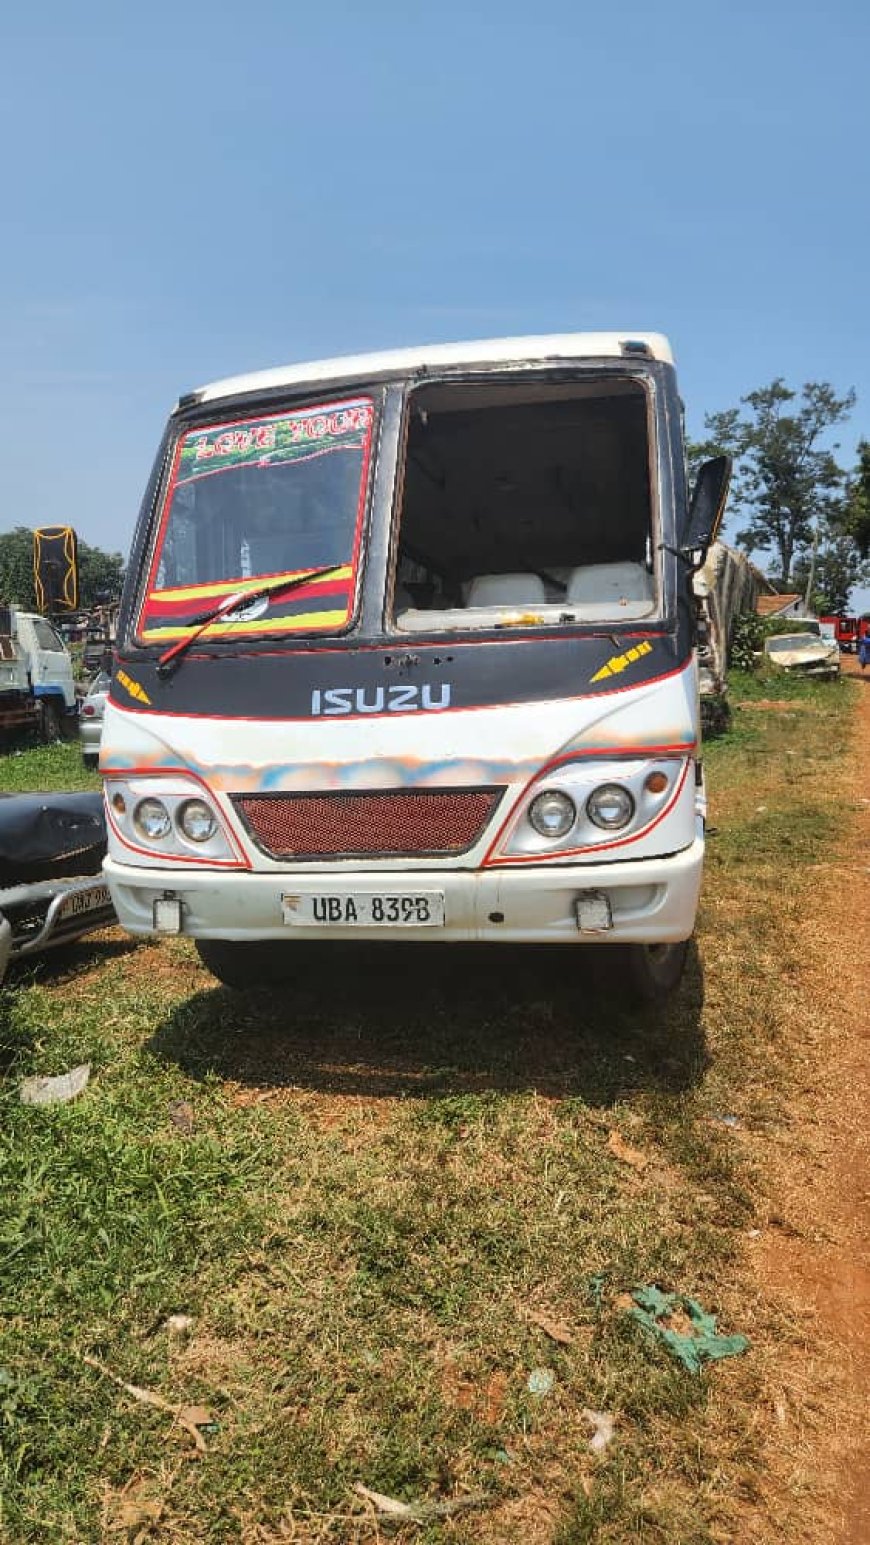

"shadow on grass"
[148,940,707,1106]
[6,929,141,986]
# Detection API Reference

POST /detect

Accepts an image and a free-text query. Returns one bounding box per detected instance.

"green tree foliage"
[0,527,38,608]
[791,534,870,616]
[77,541,125,607]
[841,439,870,559]
[695,380,856,583]
[0,526,124,612]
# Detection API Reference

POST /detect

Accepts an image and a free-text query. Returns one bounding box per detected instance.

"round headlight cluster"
[132,797,218,845]
[178,799,217,843]
[133,797,172,841]
[586,783,635,830]
[528,789,576,839]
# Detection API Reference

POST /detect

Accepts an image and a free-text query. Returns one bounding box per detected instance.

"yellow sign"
[590,639,653,683]
[116,668,151,706]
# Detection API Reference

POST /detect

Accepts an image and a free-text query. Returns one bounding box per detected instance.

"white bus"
[101,334,729,1000]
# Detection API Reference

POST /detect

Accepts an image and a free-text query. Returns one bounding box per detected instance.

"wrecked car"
[763,631,840,678]
[0,792,116,982]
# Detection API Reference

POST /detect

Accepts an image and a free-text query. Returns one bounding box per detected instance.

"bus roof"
[189,332,675,407]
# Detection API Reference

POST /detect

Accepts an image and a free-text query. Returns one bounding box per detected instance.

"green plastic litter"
[629,1286,750,1374]
[588,1272,609,1310]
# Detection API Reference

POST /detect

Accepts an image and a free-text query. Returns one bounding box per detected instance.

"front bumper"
[104,832,704,946]
[0,875,116,960]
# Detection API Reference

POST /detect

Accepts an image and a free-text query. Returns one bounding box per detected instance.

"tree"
[791,534,870,616]
[695,379,856,584]
[0,527,39,608]
[841,439,870,559]
[77,541,125,608]
[0,526,124,612]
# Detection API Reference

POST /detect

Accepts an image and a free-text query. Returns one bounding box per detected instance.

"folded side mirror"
[685,456,732,563]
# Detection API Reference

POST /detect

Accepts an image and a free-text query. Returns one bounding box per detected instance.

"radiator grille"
[232,787,504,859]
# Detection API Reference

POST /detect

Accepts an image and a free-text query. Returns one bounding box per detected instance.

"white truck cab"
[14,612,76,707]
[0,608,77,738]
[101,333,729,1000]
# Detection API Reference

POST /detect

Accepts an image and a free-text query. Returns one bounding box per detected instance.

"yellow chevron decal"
[116,669,152,706]
[590,639,653,683]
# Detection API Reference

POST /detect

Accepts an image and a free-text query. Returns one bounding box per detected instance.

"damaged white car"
[763,631,840,678]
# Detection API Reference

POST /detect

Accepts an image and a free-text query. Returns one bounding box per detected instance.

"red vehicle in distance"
[820,615,860,652]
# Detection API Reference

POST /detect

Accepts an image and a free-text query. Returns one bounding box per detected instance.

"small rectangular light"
[575,891,613,932]
[153,896,183,934]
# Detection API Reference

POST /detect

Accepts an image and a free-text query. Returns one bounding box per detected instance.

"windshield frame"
[132,392,379,651]
[384,366,666,637]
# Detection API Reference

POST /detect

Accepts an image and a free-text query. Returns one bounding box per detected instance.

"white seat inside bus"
[566,561,653,605]
[465,573,548,607]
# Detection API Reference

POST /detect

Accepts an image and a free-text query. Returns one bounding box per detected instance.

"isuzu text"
[101,334,729,999]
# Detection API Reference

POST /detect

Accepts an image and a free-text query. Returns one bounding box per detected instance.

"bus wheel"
[195,939,295,991]
[625,940,690,1003]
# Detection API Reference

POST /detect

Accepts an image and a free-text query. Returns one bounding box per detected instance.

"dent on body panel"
[559,660,698,758]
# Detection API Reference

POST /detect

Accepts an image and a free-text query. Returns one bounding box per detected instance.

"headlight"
[177,799,217,843]
[106,777,241,868]
[586,783,635,831]
[133,797,172,841]
[528,789,577,839]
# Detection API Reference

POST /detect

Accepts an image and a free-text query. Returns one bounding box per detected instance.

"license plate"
[57,883,112,921]
[282,891,445,928]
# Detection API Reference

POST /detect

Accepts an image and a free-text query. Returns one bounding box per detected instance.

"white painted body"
[192,332,674,406]
[103,658,704,945]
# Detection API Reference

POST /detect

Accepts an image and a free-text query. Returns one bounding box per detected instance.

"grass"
[0,739,99,794]
[0,672,860,1543]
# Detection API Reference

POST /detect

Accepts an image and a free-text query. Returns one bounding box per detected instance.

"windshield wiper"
[155,565,343,679]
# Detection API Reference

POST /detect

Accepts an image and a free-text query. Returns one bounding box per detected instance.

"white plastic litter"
[19,1063,91,1106]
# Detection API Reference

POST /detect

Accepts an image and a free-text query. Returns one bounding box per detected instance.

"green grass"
[0,682,859,1543]
[0,739,99,794]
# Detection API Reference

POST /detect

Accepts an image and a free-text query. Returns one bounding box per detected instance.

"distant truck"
[0,606,77,740]
[819,615,859,652]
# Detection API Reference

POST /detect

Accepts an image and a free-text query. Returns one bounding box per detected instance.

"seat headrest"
[567,562,654,604]
[465,573,548,607]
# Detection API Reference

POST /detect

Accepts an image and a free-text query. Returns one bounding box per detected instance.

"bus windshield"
[137,397,375,646]
[391,377,657,630]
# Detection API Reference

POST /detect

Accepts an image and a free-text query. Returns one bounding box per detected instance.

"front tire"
[625,939,690,1003]
[194,938,296,991]
[38,698,63,742]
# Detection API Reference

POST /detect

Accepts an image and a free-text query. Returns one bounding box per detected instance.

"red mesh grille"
[232,787,504,859]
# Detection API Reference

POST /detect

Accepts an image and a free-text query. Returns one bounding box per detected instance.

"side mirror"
[685,455,732,561]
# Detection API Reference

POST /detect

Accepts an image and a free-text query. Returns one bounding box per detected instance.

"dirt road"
[754,654,868,1541]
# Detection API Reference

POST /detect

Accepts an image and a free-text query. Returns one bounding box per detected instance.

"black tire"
[38,699,63,743]
[625,939,690,1003]
[82,752,99,770]
[194,938,296,991]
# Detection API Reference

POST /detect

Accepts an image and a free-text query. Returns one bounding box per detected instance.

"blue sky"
[2,0,868,603]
